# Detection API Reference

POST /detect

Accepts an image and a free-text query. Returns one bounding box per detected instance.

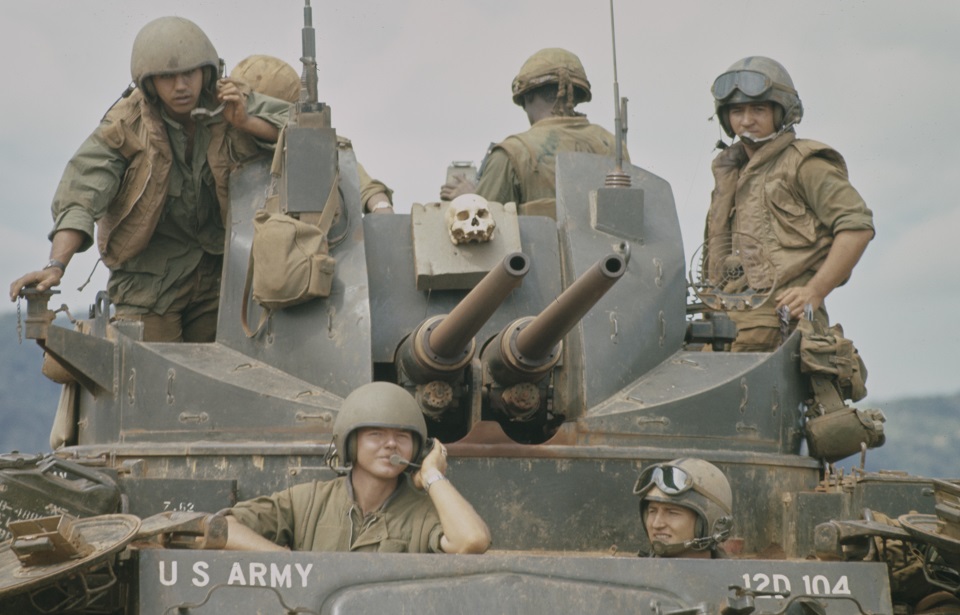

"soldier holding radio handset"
[224,382,490,554]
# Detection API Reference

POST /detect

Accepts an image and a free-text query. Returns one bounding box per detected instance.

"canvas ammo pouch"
[799,318,884,463]
[805,406,886,463]
[798,319,868,402]
[241,126,340,337]
[250,204,337,309]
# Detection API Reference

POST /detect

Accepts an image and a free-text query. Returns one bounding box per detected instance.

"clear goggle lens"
[711,70,772,100]
[633,464,693,496]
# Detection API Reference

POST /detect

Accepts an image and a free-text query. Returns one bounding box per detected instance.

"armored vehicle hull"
[1,7,954,613]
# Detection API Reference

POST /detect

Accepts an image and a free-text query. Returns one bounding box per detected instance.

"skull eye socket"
[477,208,489,218]
[456,210,471,221]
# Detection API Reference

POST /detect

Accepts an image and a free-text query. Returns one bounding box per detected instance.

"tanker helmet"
[712,56,803,138]
[131,17,220,95]
[511,48,592,109]
[231,55,300,104]
[634,458,733,555]
[330,382,428,472]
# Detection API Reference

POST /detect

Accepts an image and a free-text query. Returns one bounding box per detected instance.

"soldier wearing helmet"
[704,56,874,352]
[9,17,290,342]
[224,382,491,554]
[230,55,395,214]
[440,48,626,216]
[634,458,734,558]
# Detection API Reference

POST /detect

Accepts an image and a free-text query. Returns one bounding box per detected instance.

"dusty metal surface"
[134,550,892,615]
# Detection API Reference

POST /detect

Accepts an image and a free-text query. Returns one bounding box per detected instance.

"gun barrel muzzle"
[428,253,529,359]
[515,254,625,361]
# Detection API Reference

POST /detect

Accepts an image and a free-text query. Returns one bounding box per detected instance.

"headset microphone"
[389,454,421,468]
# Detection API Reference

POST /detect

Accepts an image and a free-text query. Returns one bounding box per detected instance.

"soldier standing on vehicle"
[230,54,395,214]
[704,56,874,351]
[440,48,625,216]
[223,382,491,554]
[634,458,733,559]
[8,17,290,342]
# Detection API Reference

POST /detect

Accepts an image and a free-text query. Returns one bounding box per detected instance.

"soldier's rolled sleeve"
[357,162,393,208]
[48,130,128,251]
[226,487,298,548]
[798,156,875,237]
[246,92,291,149]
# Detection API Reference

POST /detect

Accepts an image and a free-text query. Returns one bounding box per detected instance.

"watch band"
[368,200,393,212]
[423,471,448,493]
[43,259,67,272]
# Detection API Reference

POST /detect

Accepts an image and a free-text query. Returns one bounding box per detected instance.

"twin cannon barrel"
[397,253,626,426]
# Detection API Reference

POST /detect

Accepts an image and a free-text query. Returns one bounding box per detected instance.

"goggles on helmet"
[633,464,693,497]
[633,463,732,514]
[712,70,775,101]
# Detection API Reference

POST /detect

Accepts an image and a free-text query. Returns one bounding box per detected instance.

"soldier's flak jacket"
[95,87,262,269]
[705,131,873,331]
[476,117,625,210]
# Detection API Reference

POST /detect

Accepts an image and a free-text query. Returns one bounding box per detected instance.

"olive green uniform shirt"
[50,92,289,314]
[227,474,444,553]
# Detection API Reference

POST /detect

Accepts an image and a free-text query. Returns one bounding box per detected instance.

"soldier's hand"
[440,175,477,201]
[413,441,448,490]
[775,286,824,319]
[9,268,63,302]
[217,79,250,128]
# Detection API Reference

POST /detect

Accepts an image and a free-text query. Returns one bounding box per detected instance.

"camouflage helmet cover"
[634,457,734,551]
[712,56,803,138]
[331,382,428,469]
[511,48,592,107]
[130,16,220,92]
[231,54,300,103]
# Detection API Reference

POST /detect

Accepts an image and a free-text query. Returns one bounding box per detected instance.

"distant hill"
[0,312,61,454]
[861,391,960,478]
[0,311,956,476]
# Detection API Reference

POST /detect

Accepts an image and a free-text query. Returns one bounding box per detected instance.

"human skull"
[445,194,497,245]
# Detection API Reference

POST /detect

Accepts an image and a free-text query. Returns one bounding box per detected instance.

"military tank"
[2,3,957,614]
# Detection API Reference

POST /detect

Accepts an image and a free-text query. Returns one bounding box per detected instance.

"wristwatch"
[422,471,448,493]
[43,259,67,272]
[367,200,393,213]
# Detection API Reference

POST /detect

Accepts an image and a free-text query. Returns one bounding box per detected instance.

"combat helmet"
[634,457,734,555]
[130,16,221,96]
[231,55,300,104]
[329,382,428,472]
[511,48,592,113]
[711,56,803,138]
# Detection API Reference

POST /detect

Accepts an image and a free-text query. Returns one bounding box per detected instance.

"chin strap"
[650,518,732,557]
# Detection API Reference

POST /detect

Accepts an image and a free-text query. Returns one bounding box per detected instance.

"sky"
[0,0,958,405]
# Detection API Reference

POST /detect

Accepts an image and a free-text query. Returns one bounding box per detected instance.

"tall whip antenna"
[300,0,318,105]
[605,0,631,188]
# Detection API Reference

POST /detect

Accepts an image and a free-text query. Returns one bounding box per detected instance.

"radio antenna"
[604,0,631,188]
[300,0,318,105]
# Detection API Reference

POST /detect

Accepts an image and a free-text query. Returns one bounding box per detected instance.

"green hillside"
[862,391,960,478]
[0,312,61,454]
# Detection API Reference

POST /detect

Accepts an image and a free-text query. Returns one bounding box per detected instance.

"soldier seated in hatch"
[633,458,734,559]
[223,382,491,554]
